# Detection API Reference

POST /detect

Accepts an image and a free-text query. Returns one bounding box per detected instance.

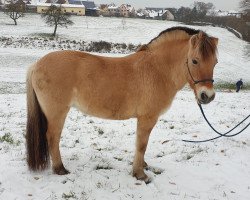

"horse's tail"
[26,64,49,171]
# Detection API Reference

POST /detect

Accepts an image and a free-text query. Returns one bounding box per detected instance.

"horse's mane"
[148,26,200,44]
[138,26,217,60]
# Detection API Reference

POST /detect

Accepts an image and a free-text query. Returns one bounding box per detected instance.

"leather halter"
[186,59,214,85]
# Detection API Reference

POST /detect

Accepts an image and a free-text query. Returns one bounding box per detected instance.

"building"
[143,8,174,20]
[107,3,119,17]
[145,7,165,12]
[37,3,85,16]
[119,4,135,17]
[68,0,99,16]
[99,4,109,16]
[210,10,243,18]
[162,10,174,20]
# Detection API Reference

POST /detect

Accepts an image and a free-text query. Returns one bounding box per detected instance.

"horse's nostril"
[201,92,208,101]
[211,93,215,101]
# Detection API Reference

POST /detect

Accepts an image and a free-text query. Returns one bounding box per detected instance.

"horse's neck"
[149,39,190,91]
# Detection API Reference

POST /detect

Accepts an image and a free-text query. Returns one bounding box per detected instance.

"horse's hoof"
[133,171,151,184]
[53,165,70,175]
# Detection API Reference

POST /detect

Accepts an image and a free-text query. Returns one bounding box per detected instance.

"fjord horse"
[26,27,218,182]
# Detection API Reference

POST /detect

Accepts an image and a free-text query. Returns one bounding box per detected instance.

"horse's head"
[187,31,218,104]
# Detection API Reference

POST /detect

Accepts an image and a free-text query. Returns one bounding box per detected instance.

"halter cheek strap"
[186,59,214,85]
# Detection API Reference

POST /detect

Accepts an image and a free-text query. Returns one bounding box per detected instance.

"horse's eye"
[192,59,198,65]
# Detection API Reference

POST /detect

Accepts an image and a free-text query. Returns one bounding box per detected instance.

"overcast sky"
[94,0,241,11]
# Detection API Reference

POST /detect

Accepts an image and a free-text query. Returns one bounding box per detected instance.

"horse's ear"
[137,44,148,52]
[198,31,205,38]
[190,35,199,47]
[211,37,219,46]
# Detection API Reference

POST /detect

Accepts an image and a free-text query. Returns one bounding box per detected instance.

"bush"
[91,41,112,52]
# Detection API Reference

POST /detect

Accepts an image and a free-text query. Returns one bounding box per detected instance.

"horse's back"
[31,50,139,120]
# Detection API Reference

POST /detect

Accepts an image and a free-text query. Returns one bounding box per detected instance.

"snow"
[0,13,250,200]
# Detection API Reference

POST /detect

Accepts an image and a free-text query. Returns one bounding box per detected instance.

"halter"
[186,59,214,85]
[183,59,250,143]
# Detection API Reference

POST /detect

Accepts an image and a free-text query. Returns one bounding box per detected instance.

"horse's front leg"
[133,116,158,183]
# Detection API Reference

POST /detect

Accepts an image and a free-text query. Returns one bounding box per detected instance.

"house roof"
[81,1,95,9]
[108,5,118,9]
[37,2,85,8]
[68,0,95,9]
[56,0,66,4]
[145,7,167,12]
[144,9,171,18]
[120,4,134,12]
[100,4,108,9]
[211,10,243,17]
[45,0,55,3]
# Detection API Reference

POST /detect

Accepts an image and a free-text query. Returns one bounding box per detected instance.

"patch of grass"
[96,181,102,189]
[62,191,77,199]
[215,82,250,90]
[114,156,123,161]
[97,128,104,135]
[169,125,175,129]
[0,133,21,146]
[29,33,57,39]
[95,164,112,170]
[0,133,14,144]
[91,41,112,52]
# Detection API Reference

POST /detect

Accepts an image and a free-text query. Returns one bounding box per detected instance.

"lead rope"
[183,59,250,143]
[182,103,250,143]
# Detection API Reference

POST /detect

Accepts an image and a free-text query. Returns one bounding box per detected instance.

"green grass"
[29,33,58,39]
[214,82,250,91]
[0,133,14,144]
[62,191,77,199]
[0,133,21,146]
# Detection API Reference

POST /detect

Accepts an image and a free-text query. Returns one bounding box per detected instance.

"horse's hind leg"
[46,108,70,175]
[133,116,158,183]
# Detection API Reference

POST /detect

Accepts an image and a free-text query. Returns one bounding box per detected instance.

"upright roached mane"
[146,26,217,60]
[26,26,218,183]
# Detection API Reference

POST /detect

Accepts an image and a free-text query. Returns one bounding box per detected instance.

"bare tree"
[4,0,25,25]
[176,6,192,22]
[240,0,250,11]
[41,5,74,37]
[193,1,215,19]
[240,0,250,20]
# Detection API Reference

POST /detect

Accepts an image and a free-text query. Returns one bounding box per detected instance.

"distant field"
[0,13,249,84]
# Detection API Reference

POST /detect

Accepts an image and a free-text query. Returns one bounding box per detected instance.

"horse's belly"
[73,93,136,120]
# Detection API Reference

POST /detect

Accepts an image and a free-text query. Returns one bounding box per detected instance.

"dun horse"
[26,27,218,182]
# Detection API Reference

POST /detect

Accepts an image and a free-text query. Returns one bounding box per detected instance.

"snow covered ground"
[0,13,250,200]
[0,90,249,200]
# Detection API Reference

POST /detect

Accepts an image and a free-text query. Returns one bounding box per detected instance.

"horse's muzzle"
[198,92,215,104]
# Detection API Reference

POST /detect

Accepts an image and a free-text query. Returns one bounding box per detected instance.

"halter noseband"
[186,59,214,85]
